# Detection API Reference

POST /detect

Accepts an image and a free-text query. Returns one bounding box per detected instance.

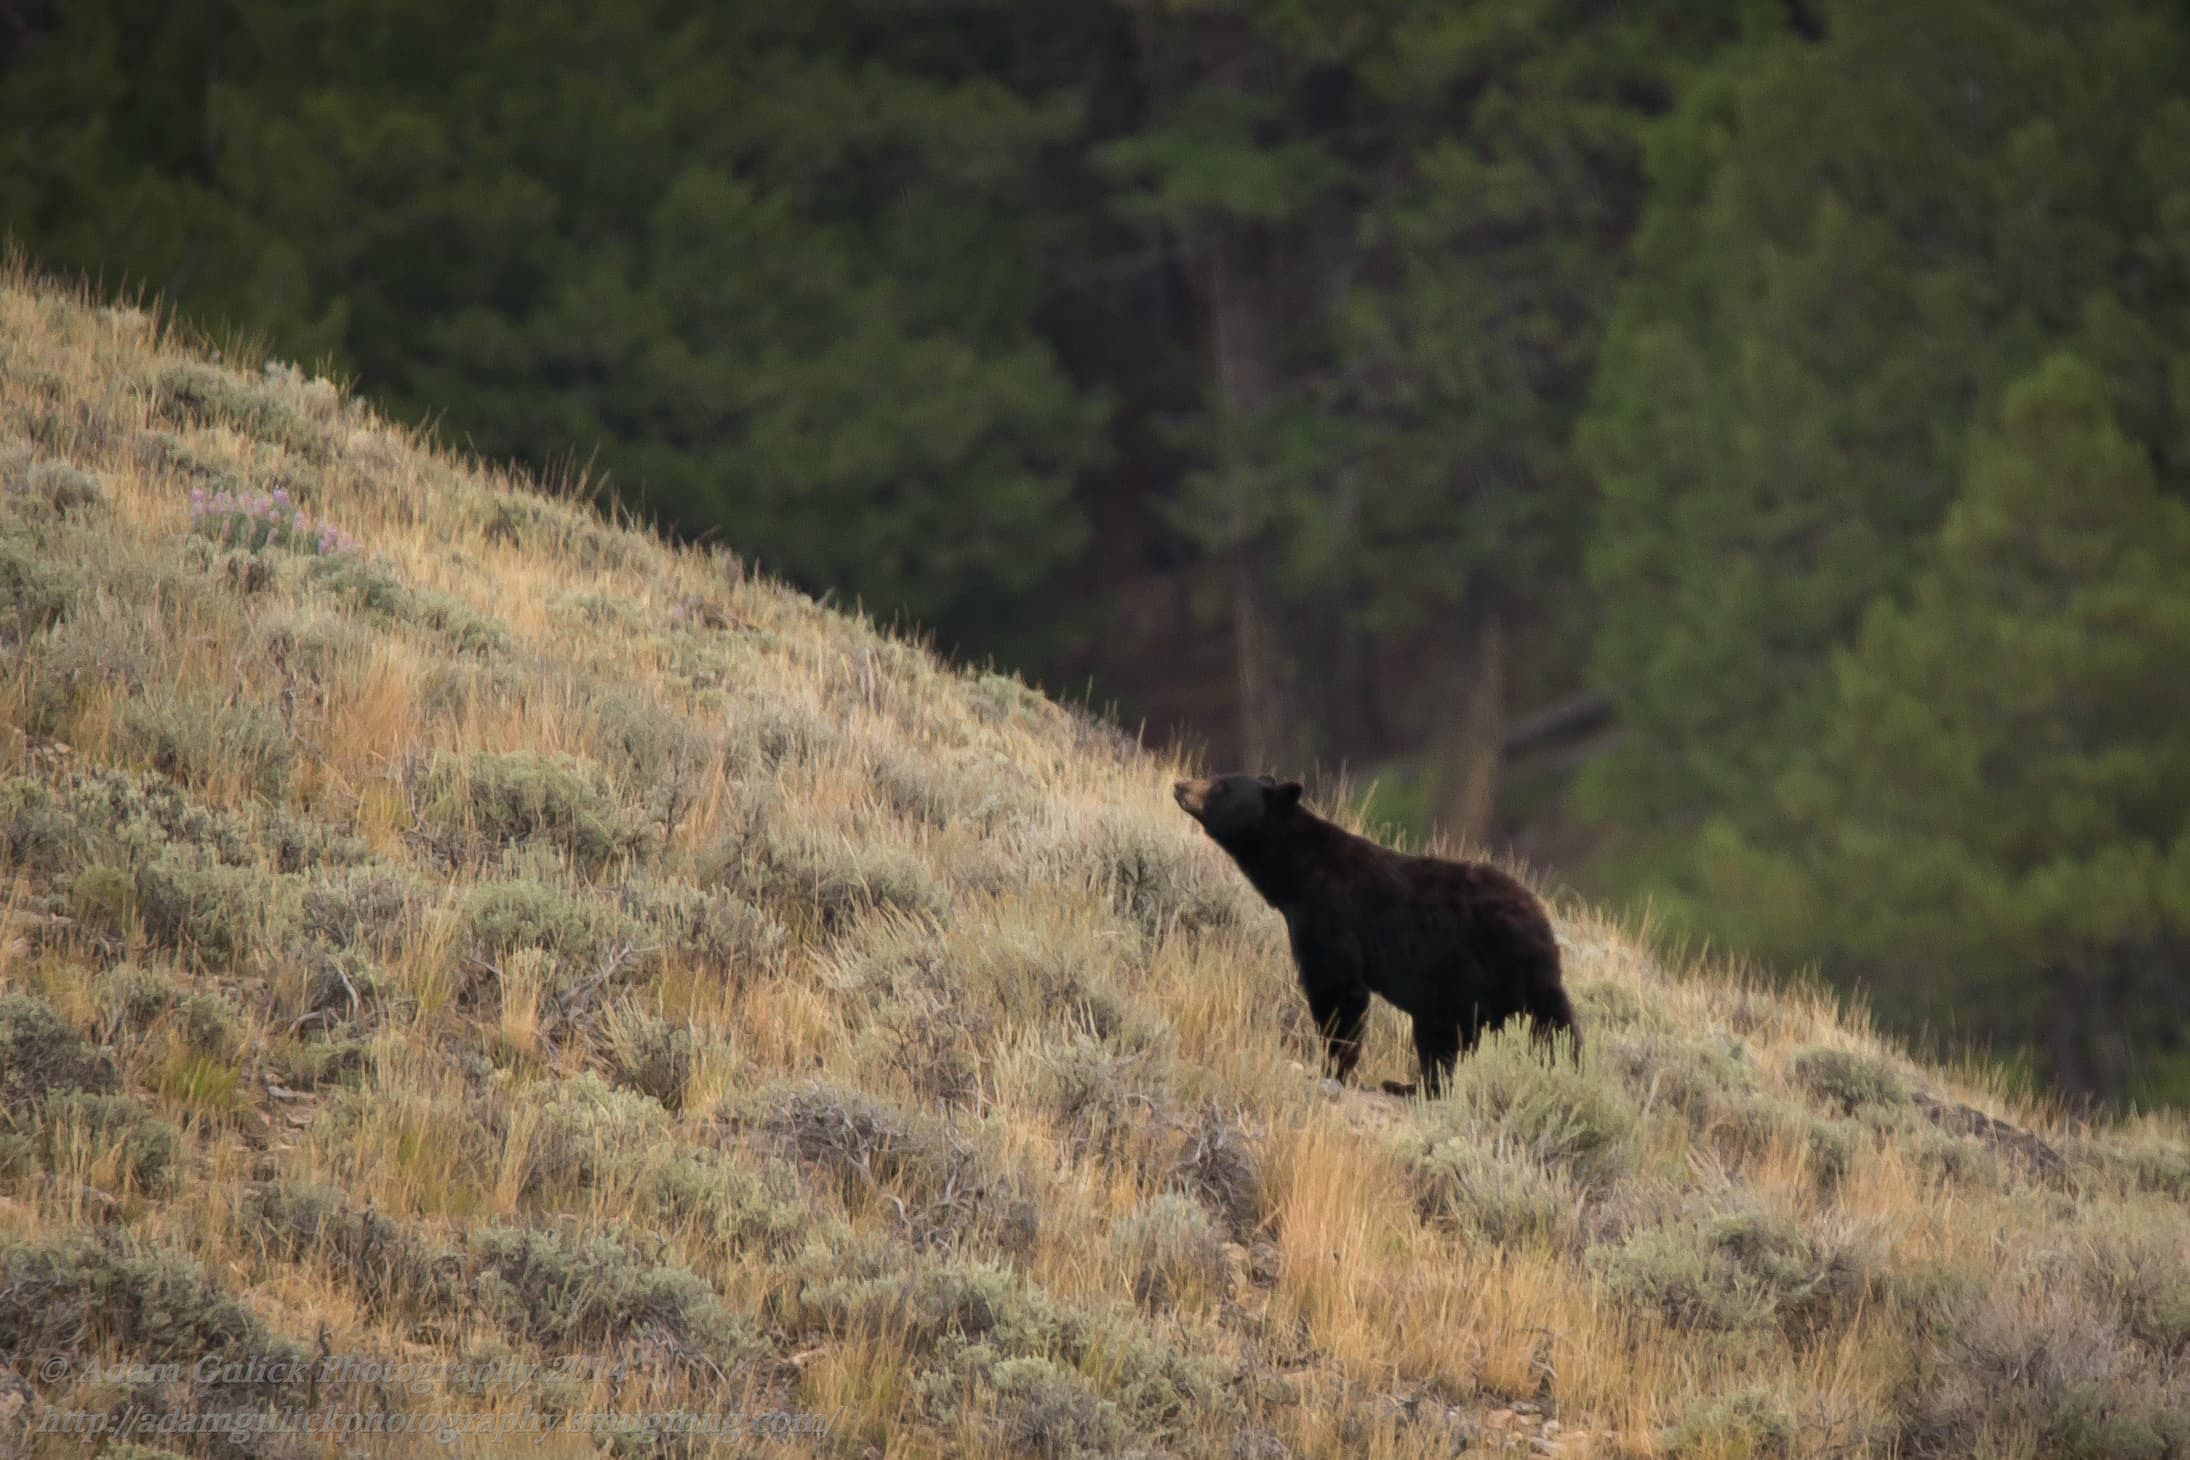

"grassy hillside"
[2,265,2188,1460]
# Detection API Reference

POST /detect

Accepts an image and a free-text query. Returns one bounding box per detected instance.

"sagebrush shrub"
[0,1232,308,1404]
[763,1081,1038,1255]
[1431,1030,1640,1192]
[466,1225,754,1371]
[1591,1202,1877,1342]
[120,689,292,798]
[736,822,947,934]
[598,1005,696,1111]
[244,1180,444,1316]
[458,876,642,972]
[304,551,509,654]
[422,750,651,871]
[153,361,330,459]
[0,993,118,1106]
[1113,1193,1231,1313]
[1403,1132,1580,1248]
[1791,1046,1910,1116]
[0,535,75,646]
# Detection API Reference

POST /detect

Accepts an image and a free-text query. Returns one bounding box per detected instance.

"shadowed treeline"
[4,0,2188,1102]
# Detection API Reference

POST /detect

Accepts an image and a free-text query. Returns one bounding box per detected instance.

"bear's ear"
[1271,779,1304,807]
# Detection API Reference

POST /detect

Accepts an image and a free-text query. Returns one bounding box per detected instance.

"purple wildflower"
[187,482,356,558]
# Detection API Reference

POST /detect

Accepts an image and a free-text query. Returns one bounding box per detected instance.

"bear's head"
[1172,773,1302,844]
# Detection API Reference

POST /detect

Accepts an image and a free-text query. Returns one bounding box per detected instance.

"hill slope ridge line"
[3,269,2187,1459]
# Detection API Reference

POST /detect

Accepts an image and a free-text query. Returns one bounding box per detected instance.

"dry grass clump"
[2,265,2187,1458]
[2,1091,183,1198]
[1896,1275,2190,1458]
[784,1240,1236,1454]
[1031,1032,1174,1168]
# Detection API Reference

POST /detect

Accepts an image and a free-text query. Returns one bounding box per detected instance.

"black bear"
[1174,773,1578,1096]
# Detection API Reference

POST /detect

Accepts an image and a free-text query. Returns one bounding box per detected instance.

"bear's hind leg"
[1384,1015,1471,1098]
[1527,985,1582,1064]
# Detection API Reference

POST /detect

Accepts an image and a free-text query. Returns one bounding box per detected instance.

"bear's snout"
[1173,778,1210,813]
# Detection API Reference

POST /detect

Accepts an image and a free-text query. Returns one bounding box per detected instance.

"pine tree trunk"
[1318,467,1380,764]
[2041,966,2123,1108]
[1209,225,1289,771]
[1430,609,1507,850]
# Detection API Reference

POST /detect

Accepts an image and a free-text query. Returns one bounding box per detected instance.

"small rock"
[1530,1439,1558,1456]
[1541,1420,1561,1437]
[1488,1409,1516,1429]
[1219,1242,1253,1297]
[24,735,72,773]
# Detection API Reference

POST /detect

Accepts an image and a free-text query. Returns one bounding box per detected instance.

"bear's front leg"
[1304,982,1370,1084]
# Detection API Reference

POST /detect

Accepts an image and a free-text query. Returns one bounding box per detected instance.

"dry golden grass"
[2,263,2189,1460]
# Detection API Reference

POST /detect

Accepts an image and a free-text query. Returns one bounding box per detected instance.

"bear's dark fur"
[1174,773,1579,1096]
